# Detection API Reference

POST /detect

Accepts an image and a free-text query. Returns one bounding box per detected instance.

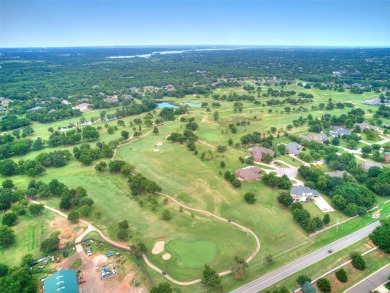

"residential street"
[230,221,381,293]
[345,264,390,293]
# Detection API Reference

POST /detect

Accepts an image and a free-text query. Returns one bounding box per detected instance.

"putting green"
[166,239,216,268]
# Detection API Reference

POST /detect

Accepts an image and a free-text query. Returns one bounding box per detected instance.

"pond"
[184,102,202,107]
[156,102,179,109]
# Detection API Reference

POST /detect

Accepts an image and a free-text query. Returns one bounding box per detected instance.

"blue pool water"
[157,102,179,109]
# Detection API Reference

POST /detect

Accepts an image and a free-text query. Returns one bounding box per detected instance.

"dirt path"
[30,193,260,286]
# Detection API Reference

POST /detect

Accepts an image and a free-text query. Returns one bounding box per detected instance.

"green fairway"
[166,239,216,269]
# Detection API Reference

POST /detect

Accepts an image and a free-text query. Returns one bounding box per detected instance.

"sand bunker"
[153,149,160,152]
[152,241,165,255]
[162,253,171,260]
[372,210,381,218]
[155,142,163,146]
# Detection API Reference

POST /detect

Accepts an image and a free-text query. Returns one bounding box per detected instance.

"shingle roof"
[286,142,302,155]
[290,186,320,197]
[235,166,261,182]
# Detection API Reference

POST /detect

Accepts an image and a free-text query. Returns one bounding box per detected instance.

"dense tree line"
[0,115,31,131]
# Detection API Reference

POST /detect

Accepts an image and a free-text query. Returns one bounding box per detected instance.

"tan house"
[72,103,92,112]
[300,132,329,143]
[360,161,383,172]
[104,95,119,103]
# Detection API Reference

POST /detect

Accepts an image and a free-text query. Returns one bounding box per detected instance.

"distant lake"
[184,102,202,107]
[106,48,237,59]
[157,102,179,109]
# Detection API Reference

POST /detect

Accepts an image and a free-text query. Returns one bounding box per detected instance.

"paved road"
[231,221,381,293]
[345,264,390,293]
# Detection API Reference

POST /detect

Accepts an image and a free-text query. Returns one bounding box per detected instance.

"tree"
[109,160,126,173]
[244,192,256,204]
[202,265,221,288]
[121,130,129,140]
[1,213,17,226]
[217,145,227,153]
[297,275,312,286]
[232,256,248,280]
[117,228,129,240]
[278,191,293,207]
[78,205,92,217]
[118,220,129,230]
[220,161,226,168]
[228,138,233,146]
[323,214,330,225]
[0,263,9,277]
[335,268,348,282]
[82,126,99,140]
[213,111,219,121]
[29,203,44,215]
[162,210,171,221]
[95,161,107,172]
[150,282,173,293]
[40,235,60,253]
[0,225,15,248]
[2,179,14,189]
[20,254,34,267]
[351,252,366,270]
[369,218,390,253]
[262,153,273,163]
[266,254,274,264]
[153,126,159,135]
[302,281,317,293]
[232,179,242,188]
[68,211,80,223]
[317,278,331,293]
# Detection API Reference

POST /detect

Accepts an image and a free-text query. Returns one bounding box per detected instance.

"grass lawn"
[0,210,55,266]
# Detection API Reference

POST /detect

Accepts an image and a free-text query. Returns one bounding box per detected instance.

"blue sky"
[0,0,389,47]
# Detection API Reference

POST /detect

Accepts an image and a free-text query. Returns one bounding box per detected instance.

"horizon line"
[1,44,390,50]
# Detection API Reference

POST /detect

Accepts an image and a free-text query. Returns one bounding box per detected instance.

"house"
[0,97,12,106]
[235,166,261,182]
[72,103,92,112]
[104,95,119,103]
[250,146,275,162]
[43,270,78,293]
[354,122,379,131]
[330,126,352,137]
[0,106,6,112]
[384,152,390,162]
[144,86,158,92]
[62,99,71,105]
[27,106,44,112]
[360,161,383,172]
[290,186,320,202]
[164,84,176,92]
[326,170,346,178]
[123,94,134,100]
[286,142,303,155]
[364,98,389,106]
[300,132,329,143]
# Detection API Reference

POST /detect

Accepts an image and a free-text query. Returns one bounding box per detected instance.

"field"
[1,83,390,291]
[0,210,55,265]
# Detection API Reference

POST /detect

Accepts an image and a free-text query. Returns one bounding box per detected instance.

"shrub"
[351,252,366,270]
[244,192,256,204]
[317,278,331,292]
[335,268,348,282]
[297,275,312,286]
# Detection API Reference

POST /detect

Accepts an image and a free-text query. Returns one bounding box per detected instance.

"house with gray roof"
[360,161,383,172]
[326,170,346,178]
[290,186,320,202]
[354,122,379,132]
[330,126,352,137]
[27,106,44,112]
[364,98,389,106]
[286,142,303,155]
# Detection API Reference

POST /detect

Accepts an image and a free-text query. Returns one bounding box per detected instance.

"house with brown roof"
[72,103,92,112]
[0,97,12,106]
[104,95,119,103]
[235,166,261,182]
[250,146,275,162]
[164,84,176,92]
[384,152,390,162]
[360,161,383,172]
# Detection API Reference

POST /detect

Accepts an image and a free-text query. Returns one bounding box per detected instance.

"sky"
[0,0,389,48]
